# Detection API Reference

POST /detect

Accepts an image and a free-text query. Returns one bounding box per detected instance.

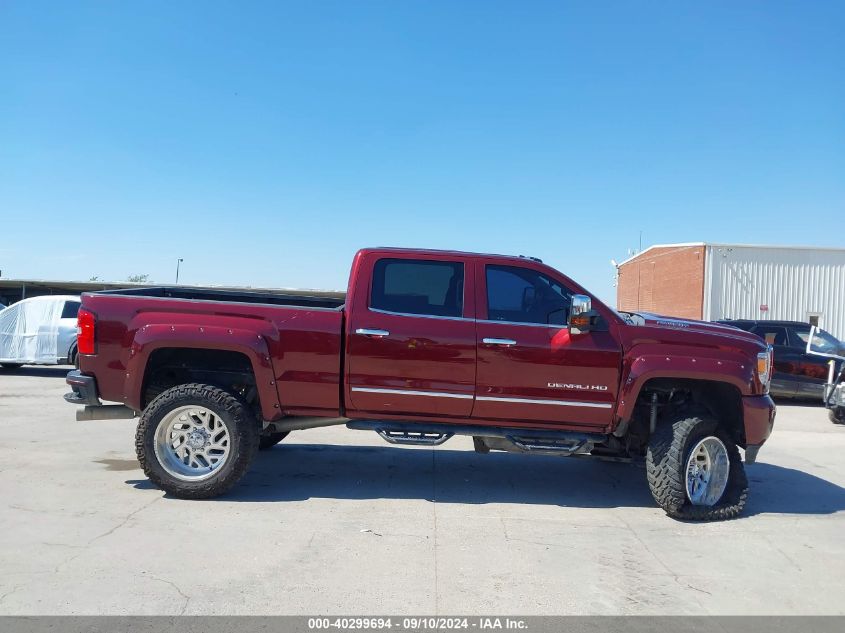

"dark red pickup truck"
[65,247,775,521]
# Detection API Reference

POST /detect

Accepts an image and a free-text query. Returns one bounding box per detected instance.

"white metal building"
[617,243,845,340]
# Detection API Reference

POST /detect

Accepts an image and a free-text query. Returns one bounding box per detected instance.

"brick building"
[616,242,845,339]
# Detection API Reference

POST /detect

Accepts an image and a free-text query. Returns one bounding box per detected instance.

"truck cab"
[343,248,620,430]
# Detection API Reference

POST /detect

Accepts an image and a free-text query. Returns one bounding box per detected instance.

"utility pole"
[175,258,184,285]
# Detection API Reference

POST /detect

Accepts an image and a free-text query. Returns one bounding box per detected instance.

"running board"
[376,429,453,446]
[346,419,606,456]
[507,435,591,455]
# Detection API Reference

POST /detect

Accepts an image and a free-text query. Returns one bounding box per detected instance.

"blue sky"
[1,1,843,304]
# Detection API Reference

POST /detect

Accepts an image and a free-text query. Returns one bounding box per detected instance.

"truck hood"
[620,311,767,353]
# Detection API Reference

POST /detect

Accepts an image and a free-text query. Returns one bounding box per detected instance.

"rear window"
[370,258,464,318]
[61,301,81,320]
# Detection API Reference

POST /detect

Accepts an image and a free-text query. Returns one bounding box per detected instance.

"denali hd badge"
[548,382,609,391]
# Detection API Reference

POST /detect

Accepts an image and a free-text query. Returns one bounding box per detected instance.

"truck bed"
[98,286,345,310]
[78,288,345,418]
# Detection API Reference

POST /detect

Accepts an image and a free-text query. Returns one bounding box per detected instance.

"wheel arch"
[637,377,746,446]
[125,324,281,421]
[616,351,753,443]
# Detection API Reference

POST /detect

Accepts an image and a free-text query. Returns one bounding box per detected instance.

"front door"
[345,256,476,418]
[473,263,621,430]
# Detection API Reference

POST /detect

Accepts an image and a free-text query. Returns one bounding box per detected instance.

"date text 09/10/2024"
[307,617,528,630]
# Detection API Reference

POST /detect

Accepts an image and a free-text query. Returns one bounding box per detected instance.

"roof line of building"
[617,242,845,268]
[616,243,705,267]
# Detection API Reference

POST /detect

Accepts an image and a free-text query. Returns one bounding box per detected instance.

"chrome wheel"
[154,405,231,481]
[685,436,730,506]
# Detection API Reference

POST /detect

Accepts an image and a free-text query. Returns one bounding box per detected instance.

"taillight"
[77,308,96,355]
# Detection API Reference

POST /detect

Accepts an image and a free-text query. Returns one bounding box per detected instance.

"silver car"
[0,295,81,368]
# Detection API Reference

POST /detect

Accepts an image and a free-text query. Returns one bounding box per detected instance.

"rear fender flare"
[124,323,280,420]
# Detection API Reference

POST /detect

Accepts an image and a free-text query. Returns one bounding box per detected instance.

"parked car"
[802,325,845,424]
[65,247,775,521]
[0,295,81,368]
[717,319,844,399]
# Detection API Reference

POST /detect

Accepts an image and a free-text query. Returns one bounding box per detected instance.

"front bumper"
[742,394,776,464]
[64,370,101,406]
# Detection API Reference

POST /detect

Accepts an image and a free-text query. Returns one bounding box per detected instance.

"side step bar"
[376,429,453,446]
[346,419,607,455]
[508,435,591,454]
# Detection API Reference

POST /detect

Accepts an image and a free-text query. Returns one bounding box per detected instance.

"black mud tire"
[830,408,845,425]
[646,414,748,521]
[1,363,24,369]
[259,431,290,450]
[135,383,260,499]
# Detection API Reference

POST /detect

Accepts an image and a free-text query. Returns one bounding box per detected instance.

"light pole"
[175,258,184,285]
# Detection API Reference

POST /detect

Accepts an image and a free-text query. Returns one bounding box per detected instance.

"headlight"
[757,347,772,389]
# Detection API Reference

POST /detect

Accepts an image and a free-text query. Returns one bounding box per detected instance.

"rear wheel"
[135,383,260,499]
[646,414,748,521]
[259,431,290,450]
[830,407,845,425]
[1,363,23,369]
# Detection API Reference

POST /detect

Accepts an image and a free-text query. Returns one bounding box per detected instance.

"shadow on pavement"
[745,462,845,515]
[127,443,845,516]
[0,365,73,378]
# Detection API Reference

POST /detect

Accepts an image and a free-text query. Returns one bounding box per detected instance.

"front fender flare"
[615,353,754,424]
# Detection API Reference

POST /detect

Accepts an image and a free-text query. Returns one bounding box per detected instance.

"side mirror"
[569,294,596,335]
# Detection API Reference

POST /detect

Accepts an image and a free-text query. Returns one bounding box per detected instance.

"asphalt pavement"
[1,367,843,615]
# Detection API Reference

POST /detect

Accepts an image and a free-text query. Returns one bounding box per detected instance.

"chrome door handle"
[483,337,517,346]
[356,328,390,338]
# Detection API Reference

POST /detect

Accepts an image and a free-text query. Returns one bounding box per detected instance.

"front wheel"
[830,407,845,425]
[1,363,24,369]
[646,414,748,521]
[135,383,260,499]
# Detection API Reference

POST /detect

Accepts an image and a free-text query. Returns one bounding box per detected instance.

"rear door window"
[370,259,464,318]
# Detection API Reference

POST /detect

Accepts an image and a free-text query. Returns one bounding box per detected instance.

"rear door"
[345,255,476,417]
[473,262,621,429]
